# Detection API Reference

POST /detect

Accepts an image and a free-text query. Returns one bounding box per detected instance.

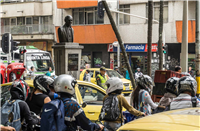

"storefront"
[108,43,158,74]
[80,44,110,69]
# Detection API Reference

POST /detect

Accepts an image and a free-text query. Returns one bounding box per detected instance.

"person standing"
[125,69,130,80]
[29,66,35,80]
[188,66,194,77]
[135,68,143,80]
[114,67,122,75]
[85,70,91,82]
[96,67,107,89]
[175,66,182,73]
[46,67,52,77]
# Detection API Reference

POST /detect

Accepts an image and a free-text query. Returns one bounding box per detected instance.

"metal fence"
[1,24,54,34]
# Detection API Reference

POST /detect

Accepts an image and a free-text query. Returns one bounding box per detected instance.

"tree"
[159,0,164,70]
[147,1,153,76]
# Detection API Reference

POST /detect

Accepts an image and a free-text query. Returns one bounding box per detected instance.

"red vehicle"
[7,63,25,82]
[0,63,6,84]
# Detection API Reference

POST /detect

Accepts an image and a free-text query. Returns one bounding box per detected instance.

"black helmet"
[176,76,197,97]
[136,75,154,93]
[10,79,30,100]
[34,75,54,93]
[165,77,179,96]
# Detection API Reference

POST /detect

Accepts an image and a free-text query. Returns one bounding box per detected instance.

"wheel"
[124,93,130,96]
[9,72,16,82]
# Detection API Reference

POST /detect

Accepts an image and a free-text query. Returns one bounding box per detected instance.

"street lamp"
[113,41,120,68]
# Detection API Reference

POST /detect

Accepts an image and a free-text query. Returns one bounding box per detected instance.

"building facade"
[0,0,62,58]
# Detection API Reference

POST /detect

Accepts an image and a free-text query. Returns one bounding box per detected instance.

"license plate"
[126,87,130,90]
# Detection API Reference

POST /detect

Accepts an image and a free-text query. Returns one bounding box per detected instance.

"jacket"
[85,73,91,82]
[170,93,200,110]
[159,92,177,107]
[125,70,130,80]
[103,94,144,123]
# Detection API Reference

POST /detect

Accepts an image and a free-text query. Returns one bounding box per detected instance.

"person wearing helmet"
[1,79,40,130]
[135,68,143,80]
[114,66,122,75]
[153,77,179,113]
[96,66,108,89]
[54,74,104,131]
[131,75,158,115]
[102,77,145,130]
[170,76,200,110]
[26,75,51,115]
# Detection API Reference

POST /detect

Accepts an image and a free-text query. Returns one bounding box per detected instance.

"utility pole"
[159,0,164,70]
[116,0,120,69]
[180,0,188,72]
[102,0,136,89]
[196,0,200,97]
[147,1,153,76]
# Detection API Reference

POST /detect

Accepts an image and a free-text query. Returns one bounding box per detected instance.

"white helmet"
[105,77,123,94]
[54,74,77,95]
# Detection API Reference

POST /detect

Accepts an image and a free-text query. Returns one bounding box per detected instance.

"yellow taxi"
[0,80,106,122]
[117,107,200,131]
[80,68,133,96]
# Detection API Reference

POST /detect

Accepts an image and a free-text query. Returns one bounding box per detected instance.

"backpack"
[40,99,67,131]
[1,100,22,131]
[99,94,122,121]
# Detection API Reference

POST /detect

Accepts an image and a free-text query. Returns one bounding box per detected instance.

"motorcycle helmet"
[136,75,154,93]
[54,74,77,95]
[105,77,123,94]
[34,75,54,93]
[10,79,30,100]
[165,77,179,96]
[176,76,197,97]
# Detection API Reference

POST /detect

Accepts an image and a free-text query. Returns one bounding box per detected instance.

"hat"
[100,66,106,71]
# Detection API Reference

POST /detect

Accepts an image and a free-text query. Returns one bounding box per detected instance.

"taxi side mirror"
[82,102,87,108]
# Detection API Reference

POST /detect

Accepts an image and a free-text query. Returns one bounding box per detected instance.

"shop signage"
[108,44,158,52]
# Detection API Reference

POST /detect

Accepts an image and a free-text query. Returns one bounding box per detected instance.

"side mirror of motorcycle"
[82,102,87,108]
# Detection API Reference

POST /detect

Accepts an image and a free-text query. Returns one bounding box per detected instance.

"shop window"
[119,5,130,24]
[68,54,78,71]
[146,2,168,23]
[72,7,104,25]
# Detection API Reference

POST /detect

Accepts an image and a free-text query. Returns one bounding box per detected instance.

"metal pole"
[180,0,188,72]
[196,0,200,97]
[8,33,12,64]
[158,0,163,70]
[116,0,120,68]
[102,0,137,89]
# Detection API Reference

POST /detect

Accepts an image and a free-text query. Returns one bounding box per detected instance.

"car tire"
[124,93,130,96]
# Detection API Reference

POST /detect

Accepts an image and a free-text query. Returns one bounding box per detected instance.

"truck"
[0,46,55,81]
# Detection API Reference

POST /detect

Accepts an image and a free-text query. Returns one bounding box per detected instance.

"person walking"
[85,70,91,82]
[96,66,107,90]
[188,66,194,77]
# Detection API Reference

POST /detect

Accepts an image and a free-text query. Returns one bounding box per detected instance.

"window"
[11,18,16,25]
[72,7,104,25]
[146,2,168,23]
[119,5,130,24]
[78,85,105,104]
[17,17,25,25]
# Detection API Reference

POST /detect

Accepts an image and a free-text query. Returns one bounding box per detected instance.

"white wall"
[118,1,195,44]
[0,2,53,18]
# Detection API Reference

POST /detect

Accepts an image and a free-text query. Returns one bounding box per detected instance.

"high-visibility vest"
[98,74,107,89]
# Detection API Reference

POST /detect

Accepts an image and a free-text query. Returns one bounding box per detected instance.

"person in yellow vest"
[96,66,107,89]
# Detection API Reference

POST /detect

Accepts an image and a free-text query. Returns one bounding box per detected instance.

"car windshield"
[106,70,123,78]
[26,53,54,72]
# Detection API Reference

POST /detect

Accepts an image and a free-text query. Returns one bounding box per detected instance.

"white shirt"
[170,94,200,110]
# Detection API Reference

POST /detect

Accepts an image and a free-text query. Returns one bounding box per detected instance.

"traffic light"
[163,45,168,54]
[19,48,26,54]
[19,48,26,63]
[1,33,10,53]
[11,41,20,52]
[97,1,104,19]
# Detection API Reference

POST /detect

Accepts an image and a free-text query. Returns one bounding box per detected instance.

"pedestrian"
[54,75,104,131]
[85,62,90,69]
[46,67,52,76]
[114,66,122,75]
[125,69,130,80]
[131,75,158,116]
[135,68,143,80]
[99,77,145,131]
[29,66,35,80]
[188,66,194,77]
[170,76,200,110]
[96,66,107,89]
[153,77,179,113]
[175,66,182,73]
[85,70,91,82]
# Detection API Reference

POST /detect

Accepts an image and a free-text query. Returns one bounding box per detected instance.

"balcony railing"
[1,24,54,35]
[1,0,51,4]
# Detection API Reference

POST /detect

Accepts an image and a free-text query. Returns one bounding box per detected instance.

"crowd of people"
[1,65,200,131]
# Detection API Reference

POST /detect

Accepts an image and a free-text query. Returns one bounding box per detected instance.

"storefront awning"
[176,20,195,43]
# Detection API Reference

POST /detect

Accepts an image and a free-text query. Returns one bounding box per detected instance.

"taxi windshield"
[106,70,123,78]
[26,53,54,72]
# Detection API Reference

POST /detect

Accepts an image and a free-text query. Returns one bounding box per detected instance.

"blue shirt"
[46,71,51,76]
[126,70,130,80]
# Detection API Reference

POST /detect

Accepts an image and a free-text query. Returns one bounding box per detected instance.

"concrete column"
[180,0,188,72]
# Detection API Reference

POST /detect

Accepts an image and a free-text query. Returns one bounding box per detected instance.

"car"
[0,80,106,122]
[117,107,200,131]
[80,68,133,96]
